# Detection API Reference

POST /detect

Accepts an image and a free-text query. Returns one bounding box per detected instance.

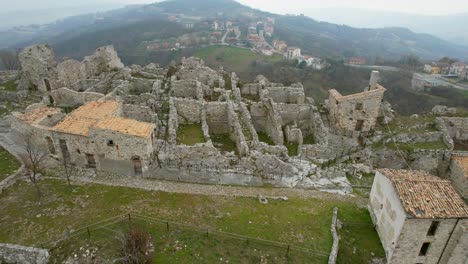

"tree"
[0,49,20,70]
[119,227,154,264]
[61,156,77,191]
[19,131,48,198]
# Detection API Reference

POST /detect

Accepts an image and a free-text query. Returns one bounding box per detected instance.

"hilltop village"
[0,44,466,193]
[0,44,467,263]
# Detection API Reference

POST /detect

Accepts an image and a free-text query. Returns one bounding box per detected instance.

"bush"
[119,228,154,264]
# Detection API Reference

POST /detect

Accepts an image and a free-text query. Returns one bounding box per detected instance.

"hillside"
[274,15,468,61]
[1,0,468,61]
[304,8,468,47]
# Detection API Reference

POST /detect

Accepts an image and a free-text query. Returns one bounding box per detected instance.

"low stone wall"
[0,90,20,103]
[173,98,202,124]
[0,243,49,264]
[436,117,455,150]
[328,207,339,264]
[440,117,468,141]
[0,165,25,194]
[50,87,104,107]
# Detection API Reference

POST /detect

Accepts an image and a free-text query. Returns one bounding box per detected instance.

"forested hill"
[2,0,468,61]
[275,15,468,60]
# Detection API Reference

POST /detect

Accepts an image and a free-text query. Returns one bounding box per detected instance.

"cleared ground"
[0,147,20,181]
[0,177,384,263]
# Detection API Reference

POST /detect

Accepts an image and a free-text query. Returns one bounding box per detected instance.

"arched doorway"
[132,156,142,175]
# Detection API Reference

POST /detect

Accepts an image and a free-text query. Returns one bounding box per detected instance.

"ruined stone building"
[12,100,156,176]
[6,43,468,194]
[369,169,468,264]
[328,71,386,135]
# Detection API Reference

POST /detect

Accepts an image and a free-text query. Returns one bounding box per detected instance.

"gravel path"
[66,174,368,206]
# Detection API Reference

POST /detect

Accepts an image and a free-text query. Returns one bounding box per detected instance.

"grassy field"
[210,134,237,153]
[194,45,283,75]
[0,178,384,263]
[0,80,17,91]
[0,147,20,182]
[176,123,206,146]
[257,132,275,145]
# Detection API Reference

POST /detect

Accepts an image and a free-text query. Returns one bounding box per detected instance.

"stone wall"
[0,90,20,103]
[170,78,198,99]
[205,102,229,134]
[265,86,305,104]
[227,102,249,157]
[173,98,202,124]
[372,149,451,176]
[328,85,385,133]
[0,244,49,264]
[368,171,409,261]
[391,219,467,264]
[122,104,158,124]
[250,100,284,145]
[50,87,104,107]
[441,117,468,141]
[276,103,311,130]
[18,44,58,92]
[449,156,468,198]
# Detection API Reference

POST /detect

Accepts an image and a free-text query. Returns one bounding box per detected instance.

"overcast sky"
[1,0,467,15]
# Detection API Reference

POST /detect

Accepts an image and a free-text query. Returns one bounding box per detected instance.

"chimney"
[368,71,380,91]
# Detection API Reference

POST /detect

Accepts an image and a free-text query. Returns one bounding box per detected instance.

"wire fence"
[43,212,330,263]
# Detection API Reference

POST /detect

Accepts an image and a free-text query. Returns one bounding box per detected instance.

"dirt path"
[62,174,368,207]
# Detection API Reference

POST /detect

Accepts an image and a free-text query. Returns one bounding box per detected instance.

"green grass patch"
[373,140,448,151]
[210,134,237,153]
[0,80,17,92]
[257,132,275,145]
[303,134,315,145]
[0,147,20,182]
[286,143,299,156]
[0,178,384,263]
[384,115,438,134]
[194,45,283,74]
[131,72,155,79]
[336,206,385,264]
[176,123,205,146]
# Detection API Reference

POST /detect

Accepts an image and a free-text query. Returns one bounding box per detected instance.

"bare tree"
[0,49,20,71]
[19,131,48,198]
[61,156,77,191]
[118,227,154,264]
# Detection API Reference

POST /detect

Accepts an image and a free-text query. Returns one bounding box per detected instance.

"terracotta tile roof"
[453,154,468,178]
[378,169,468,219]
[53,101,120,136]
[93,117,155,139]
[17,106,62,125]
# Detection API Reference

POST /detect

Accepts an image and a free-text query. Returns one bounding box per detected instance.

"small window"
[419,242,430,256]
[86,154,96,168]
[355,103,363,110]
[427,221,440,236]
[107,140,115,146]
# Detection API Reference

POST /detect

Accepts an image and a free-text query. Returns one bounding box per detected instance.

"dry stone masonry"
[5,44,468,194]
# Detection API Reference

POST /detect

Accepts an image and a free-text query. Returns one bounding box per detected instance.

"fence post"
[128,213,132,229]
[87,227,91,238]
[206,229,209,238]
[166,221,169,232]
[287,245,290,257]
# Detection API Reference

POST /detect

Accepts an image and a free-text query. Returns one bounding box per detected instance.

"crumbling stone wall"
[170,78,198,99]
[0,243,49,264]
[250,100,284,145]
[122,104,158,123]
[328,72,385,134]
[82,46,124,77]
[227,102,249,157]
[441,117,468,141]
[449,156,468,198]
[50,87,104,107]
[18,44,58,92]
[173,98,202,124]
[205,102,229,134]
[265,85,305,104]
[56,59,86,91]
